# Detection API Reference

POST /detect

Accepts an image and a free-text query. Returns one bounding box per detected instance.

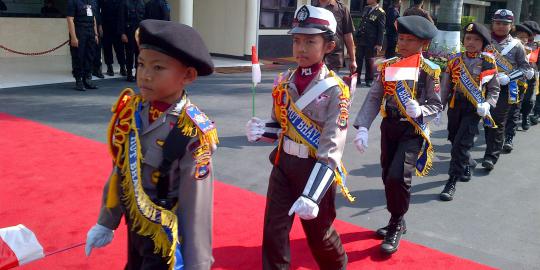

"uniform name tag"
[86,5,93,16]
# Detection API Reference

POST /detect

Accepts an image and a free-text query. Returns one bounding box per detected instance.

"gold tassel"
[105,171,120,208]
[449,92,456,108]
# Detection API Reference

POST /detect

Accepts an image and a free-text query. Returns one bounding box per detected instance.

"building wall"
[0,18,69,58]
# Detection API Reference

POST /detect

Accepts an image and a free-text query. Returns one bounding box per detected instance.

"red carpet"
[0,113,495,270]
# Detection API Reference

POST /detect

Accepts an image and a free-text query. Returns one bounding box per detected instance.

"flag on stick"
[384,53,421,82]
[0,224,44,270]
[251,45,261,117]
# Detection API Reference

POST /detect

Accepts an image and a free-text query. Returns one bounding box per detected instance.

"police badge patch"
[296,5,310,22]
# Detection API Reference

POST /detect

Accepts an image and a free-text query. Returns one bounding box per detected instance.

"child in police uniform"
[84,20,218,270]
[353,15,443,254]
[438,22,500,201]
[246,5,351,269]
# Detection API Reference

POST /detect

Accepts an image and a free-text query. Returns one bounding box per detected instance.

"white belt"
[283,137,309,159]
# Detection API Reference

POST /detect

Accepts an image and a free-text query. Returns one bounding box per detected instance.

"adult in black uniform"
[66,0,99,91]
[355,0,385,87]
[120,0,145,82]
[144,0,170,21]
[99,0,126,76]
[384,0,400,59]
[92,5,104,79]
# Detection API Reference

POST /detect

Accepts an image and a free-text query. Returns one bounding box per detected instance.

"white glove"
[476,102,491,117]
[288,196,319,220]
[497,73,510,85]
[524,69,535,80]
[245,117,265,142]
[405,99,422,118]
[85,224,114,256]
[354,127,369,153]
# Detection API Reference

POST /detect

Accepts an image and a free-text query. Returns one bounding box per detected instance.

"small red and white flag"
[480,68,497,86]
[528,48,539,64]
[385,53,421,82]
[0,224,44,270]
[251,45,261,86]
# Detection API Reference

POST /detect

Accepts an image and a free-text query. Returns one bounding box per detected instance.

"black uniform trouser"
[125,222,168,270]
[92,36,102,72]
[385,36,398,59]
[533,91,540,115]
[125,26,139,73]
[70,25,96,79]
[447,95,481,178]
[356,45,376,83]
[484,86,511,163]
[262,148,347,270]
[380,118,423,221]
[505,84,526,138]
[521,78,536,119]
[102,23,126,66]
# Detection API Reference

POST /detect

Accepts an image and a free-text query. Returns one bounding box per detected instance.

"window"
[259,0,297,29]
[0,0,66,18]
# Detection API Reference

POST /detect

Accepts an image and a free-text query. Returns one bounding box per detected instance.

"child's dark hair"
[322,31,336,43]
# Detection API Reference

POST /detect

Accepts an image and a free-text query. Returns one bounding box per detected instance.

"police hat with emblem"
[515,24,534,36]
[463,22,491,48]
[493,9,514,23]
[397,15,438,40]
[522,21,540,34]
[138,19,214,76]
[289,5,337,35]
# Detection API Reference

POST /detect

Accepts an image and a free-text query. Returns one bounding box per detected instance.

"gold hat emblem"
[466,24,474,32]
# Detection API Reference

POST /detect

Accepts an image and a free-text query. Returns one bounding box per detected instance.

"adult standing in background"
[403,0,433,23]
[99,0,127,77]
[355,0,385,87]
[385,0,400,59]
[315,0,357,73]
[120,0,145,82]
[145,0,170,21]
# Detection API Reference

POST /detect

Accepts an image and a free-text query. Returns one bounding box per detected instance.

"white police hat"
[288,5,337,35]
[493,9,514,23]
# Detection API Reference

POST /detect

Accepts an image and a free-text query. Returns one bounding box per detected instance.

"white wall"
[0,18,69,57]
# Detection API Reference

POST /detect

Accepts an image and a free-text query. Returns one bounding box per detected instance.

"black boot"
[120,65,127,76]
[126,70,135,82]
[503,135,514,153]
[522,115,531,130]
[482,158,494,171]
[83,77,98,89]
[74,77,85,91]
[106,64,114,76]
[531,114,539,125]
[380,220,405,254]
[376,219,406,239]
[460,166,471,182]
[440,177,458,201]
[92,67,105,79]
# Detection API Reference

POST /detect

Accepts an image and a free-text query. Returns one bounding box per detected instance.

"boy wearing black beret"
[84,20,218,270]
[438,22,500,201]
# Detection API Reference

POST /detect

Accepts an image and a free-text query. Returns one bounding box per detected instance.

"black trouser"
[505,84,526,138]
[484,86,511,163]
[262,148,347,270]
[521,78,536,119]
[380,118,423,221]
[93,35,102,72]
[70,25,96,79]
[102,22,125,66]
[125,223,168,270]
[534,91,540,115]
[447,95,481,178]
[385,36,398,59]
[356,45,375,83]
[125,26,139,73]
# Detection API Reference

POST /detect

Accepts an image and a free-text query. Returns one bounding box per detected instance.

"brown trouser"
[262,148,347,270]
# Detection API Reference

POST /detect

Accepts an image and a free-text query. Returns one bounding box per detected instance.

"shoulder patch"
[185,104,215,134]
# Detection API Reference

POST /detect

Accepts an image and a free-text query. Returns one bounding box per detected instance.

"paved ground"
[1,72,539,270]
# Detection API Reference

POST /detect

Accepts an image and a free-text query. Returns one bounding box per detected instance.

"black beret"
[397,15,438,40]
[515,24,534,36]
[463,22,491,47]
[522,20,540,34]
[138,19,214,76]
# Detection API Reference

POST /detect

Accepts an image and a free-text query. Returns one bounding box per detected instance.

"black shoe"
[522,116,530,130]
[365,81,373,87]
[92,69,105,79]
[83,78,98,89]
[482,159,494,171]
[106,65,114,76]
[460,166,471,182]
[440,177,458,201]
[120,65,127,76]
[74,78,85,91]
[531,114,539,125]
[376,220,407,238]
[380,221,405,254]
[126,72,136,82]
[503,136,514,153]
